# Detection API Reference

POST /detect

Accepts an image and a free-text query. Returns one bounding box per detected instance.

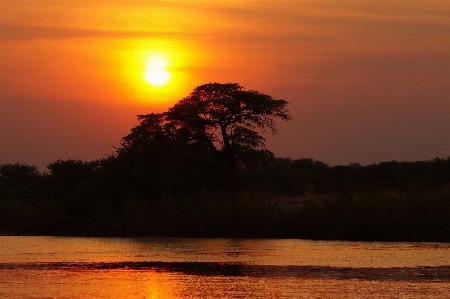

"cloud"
[0,24,184,42]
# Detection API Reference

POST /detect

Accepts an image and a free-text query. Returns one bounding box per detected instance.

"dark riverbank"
[1,157,449,242]
[1,188,449,242]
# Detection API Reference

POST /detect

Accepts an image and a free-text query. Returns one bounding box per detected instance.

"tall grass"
[118,191,284,238]
[0,191,285,238]
[1,188,449,242]
[287,187,450,242]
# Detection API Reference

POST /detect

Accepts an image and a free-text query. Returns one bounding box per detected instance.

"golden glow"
[117,41,201,106]
[143,55,171,87]
[2,0,447,108]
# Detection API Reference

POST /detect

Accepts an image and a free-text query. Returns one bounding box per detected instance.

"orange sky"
[1,0,449,169]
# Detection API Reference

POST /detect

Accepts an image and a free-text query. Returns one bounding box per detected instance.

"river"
[0,236,449,298]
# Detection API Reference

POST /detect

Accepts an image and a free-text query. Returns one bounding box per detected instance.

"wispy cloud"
[0,24,186,42]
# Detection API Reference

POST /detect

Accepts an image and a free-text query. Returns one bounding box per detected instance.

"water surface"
[1,236,449,298]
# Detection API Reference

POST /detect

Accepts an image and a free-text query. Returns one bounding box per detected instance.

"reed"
[0,187,448,241]
[287,187,450,242]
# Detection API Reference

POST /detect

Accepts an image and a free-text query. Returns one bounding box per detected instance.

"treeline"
[242,157,450,195]
[1,155,449,241]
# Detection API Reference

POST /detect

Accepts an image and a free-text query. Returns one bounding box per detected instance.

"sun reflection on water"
[144,270,176,299]
[1,237,449,298]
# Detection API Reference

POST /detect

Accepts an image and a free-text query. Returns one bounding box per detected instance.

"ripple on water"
[1,261,449,282]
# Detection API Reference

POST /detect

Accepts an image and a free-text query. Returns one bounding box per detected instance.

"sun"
[118,45,193,104]
[143,56,171,87]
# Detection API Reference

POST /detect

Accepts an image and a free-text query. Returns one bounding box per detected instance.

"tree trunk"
[220,125,238,191]
[228,158,239,192]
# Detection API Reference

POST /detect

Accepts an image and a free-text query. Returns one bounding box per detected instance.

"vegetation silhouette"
[1,83,449,241]
[1,157,450,240]
[120,82,291,190]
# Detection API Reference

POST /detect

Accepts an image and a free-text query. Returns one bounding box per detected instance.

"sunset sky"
[1,0,449,170]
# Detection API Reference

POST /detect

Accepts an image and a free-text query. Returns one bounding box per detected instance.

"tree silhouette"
[0,163,40,189]
[122,82,291,190]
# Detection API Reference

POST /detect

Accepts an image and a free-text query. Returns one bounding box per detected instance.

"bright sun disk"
[143,56,171,87]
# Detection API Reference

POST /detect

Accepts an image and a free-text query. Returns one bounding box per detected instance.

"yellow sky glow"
[116,42,196,105]
[0,0,218,107]
[2,0,448,107]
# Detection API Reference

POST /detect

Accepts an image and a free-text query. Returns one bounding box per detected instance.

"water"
[0,236,449,298]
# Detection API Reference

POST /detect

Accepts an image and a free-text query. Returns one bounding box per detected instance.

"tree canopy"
[120,82,291,189]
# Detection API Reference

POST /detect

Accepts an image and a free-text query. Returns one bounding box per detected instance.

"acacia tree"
[121,82,291,190]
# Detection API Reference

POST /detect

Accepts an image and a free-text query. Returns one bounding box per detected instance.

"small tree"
[0,163,42,201]
[121,82,291,190]
[0,163,41,189]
